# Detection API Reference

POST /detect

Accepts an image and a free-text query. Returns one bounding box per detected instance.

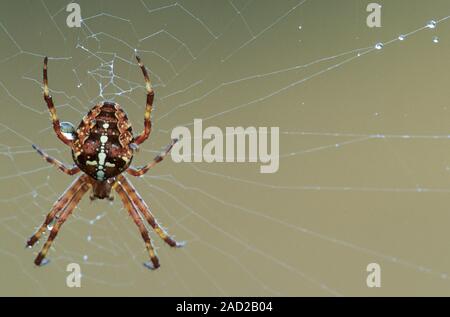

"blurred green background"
[1,0,450,296]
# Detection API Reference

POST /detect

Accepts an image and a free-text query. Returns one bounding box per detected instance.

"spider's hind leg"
[26,175,86,248]
[118,175,185,248]
[34,182,90,266]
[115,183,160,269]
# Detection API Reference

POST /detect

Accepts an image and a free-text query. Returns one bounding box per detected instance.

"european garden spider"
[27,56,184,270]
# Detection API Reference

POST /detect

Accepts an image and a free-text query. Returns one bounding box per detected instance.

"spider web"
[1,0,450,296]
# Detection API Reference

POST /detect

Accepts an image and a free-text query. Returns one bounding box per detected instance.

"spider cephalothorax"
[27,56,184,269]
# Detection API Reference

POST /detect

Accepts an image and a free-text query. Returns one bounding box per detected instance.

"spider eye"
[60,122,76,140]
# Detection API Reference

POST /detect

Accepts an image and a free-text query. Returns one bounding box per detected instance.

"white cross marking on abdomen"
[96,130,109,181]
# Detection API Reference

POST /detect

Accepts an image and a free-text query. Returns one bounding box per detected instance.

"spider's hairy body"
[27,56,184,270]
[72,102,134,184]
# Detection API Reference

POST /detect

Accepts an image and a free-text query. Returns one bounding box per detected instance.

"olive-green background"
[1,0,450,296]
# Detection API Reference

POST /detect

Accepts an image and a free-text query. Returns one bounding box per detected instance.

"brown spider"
[26,56,184,270]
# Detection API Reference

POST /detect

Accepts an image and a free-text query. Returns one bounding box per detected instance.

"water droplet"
[398,35,405,41]
[143,261,156,270]
[47,224,53,230]
[432,36,439,43]
[40,258,50,266]
[374,43,384,50]
[83,255,88,261]
[60,122,76,140]
[31,190,38,198]
[298,25,302,30]
[87,235,92,242]
[427,20,437,29]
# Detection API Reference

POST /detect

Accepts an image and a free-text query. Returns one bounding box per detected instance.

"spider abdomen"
[72,102,134,181]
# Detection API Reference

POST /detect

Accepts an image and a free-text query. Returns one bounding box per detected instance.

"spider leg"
[26,175,87,248]
[127,138,178,177]
[118,175,185,248]
[115,183,160,269]
[133,56,154,146]
[43,57,73,147]
[32,144,80,175]
[34,182,90,266]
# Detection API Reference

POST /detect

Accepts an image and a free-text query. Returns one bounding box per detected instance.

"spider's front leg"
[43,57,73,147]
[133,56,154,146]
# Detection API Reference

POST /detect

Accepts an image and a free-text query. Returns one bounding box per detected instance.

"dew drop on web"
[427,20,437,29]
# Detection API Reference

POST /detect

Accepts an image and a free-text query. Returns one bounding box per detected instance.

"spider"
[26,56,185,270]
